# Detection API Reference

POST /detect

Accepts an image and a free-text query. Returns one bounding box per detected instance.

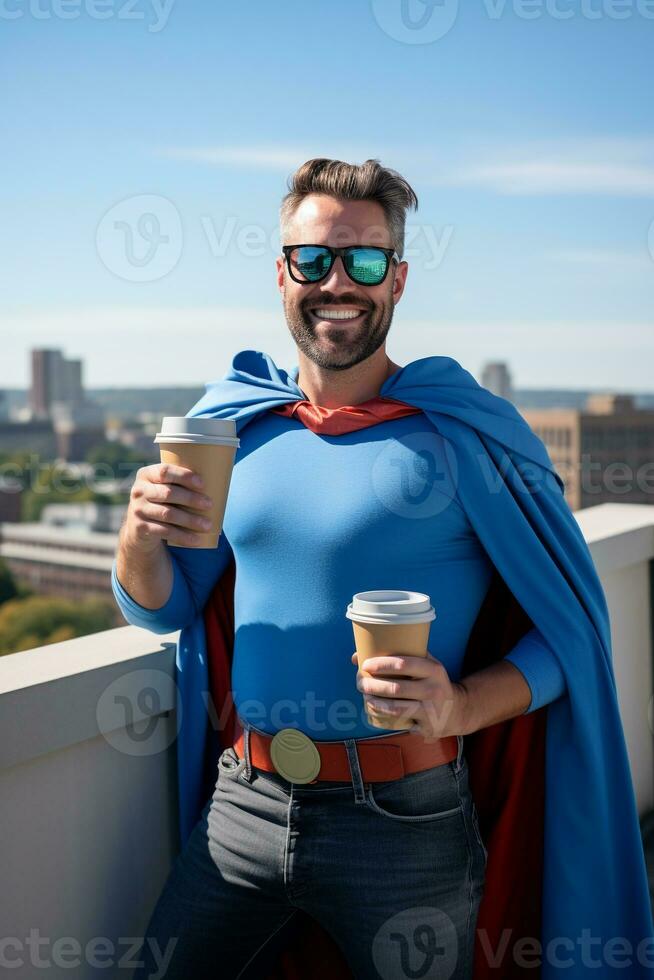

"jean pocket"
[365,762,463,823]
[218,746,246,779]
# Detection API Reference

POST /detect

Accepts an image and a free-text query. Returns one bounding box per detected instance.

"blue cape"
[173,348,653,976]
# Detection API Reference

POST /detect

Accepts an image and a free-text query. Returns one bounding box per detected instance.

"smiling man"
[279,189,406,397]
[113,158,653,980]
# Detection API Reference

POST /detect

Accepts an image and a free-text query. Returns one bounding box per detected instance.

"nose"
[317,254,355,292]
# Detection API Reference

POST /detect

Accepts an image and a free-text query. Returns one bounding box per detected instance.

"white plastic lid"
[346,590,436,625]
[153,416,240,447]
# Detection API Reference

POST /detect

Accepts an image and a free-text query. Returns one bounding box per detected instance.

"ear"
[276,255,285,297]
[392,259,409,305]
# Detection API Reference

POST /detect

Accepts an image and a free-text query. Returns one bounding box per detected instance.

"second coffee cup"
[346,590,436,730]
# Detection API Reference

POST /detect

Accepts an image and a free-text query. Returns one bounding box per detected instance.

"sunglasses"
[281,244,400,287]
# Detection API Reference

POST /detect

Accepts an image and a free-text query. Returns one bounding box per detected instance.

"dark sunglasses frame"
[281,244,400,286]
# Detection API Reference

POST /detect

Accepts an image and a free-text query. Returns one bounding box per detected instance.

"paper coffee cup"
[153,416,240,549]
[346,590,436,729]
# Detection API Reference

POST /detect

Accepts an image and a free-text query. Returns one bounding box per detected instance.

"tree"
[0,595,116,656]
[86,441,152,481]
[0,558,19,605]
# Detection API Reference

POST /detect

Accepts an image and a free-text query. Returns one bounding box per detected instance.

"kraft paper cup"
[346,590,436,729]
[153,416,240,549]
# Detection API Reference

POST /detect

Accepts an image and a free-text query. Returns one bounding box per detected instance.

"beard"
[283,284,395,372]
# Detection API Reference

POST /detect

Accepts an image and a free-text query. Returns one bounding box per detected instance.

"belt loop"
[242,721,254,783]
[455,734,464,774]
[344,739,367,804]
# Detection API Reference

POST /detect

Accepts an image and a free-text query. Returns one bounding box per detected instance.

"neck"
[295,350,402,408]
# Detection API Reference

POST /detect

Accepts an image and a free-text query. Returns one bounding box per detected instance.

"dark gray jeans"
[131,725,487,980]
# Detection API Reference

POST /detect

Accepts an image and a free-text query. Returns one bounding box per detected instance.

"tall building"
[0,390,8,422]
[29,348,106,461]
[29,349,84,420]
[481,361,514,401]
[521,393,654,510]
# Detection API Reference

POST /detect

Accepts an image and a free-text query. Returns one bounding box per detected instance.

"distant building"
[51,401,107,461]
[0,418,58,459]
[481,362,514,402]
[0,478,22,523]
[41,501,127,534]
[0,391,8,422]
[29,348,106,461]
[0,522,125,626]
[521,393,654,510]
[115,424,160,461]
[30,349,84,418]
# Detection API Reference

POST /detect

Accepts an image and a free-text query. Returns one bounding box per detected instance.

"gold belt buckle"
[270,728,321,784]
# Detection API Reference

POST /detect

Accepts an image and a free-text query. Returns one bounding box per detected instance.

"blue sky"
[2,0,653,391]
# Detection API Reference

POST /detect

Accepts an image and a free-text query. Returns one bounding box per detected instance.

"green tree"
[86,441,152,480]
[0,595,116,656]
[0,558,19,605]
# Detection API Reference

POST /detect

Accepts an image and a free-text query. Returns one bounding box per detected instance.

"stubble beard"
[283,288,395,373]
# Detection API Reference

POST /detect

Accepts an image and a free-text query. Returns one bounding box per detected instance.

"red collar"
[270,395,422,435]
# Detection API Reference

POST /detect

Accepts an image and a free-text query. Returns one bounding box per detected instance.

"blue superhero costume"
[112,348,654,978]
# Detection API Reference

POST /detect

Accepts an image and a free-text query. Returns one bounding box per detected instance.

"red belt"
[232,716,458,784]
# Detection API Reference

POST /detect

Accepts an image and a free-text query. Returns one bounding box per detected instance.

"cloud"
[156,136,654,197]
[154,144,393,171]
[443,162,654,196]
[155,146,310,170]
[428,137,654,196]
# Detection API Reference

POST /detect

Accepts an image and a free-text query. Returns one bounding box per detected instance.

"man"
[113,159,653,979]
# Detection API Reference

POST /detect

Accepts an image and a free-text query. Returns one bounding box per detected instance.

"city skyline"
[5,346,654,406]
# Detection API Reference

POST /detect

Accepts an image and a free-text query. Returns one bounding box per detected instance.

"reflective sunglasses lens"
[345,248,388,285]
[290,246,332,282]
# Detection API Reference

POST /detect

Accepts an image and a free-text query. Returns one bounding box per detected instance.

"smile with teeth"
[311,308,366,320]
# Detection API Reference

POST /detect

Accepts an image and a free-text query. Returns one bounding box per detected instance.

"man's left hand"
[351,651,467,740]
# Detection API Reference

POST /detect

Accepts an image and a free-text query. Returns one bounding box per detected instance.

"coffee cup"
[153,416,240,548]
[346,590,436,729]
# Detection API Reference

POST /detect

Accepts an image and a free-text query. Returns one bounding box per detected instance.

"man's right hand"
[123,462,215,553]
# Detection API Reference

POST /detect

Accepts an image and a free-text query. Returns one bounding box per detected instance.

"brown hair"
[280,157,418,258]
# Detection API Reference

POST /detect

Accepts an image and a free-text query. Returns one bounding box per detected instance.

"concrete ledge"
[0,626,179,770]
[573,503,654,575]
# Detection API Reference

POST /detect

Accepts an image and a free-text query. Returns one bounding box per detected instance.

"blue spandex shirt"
[112,410,566,740]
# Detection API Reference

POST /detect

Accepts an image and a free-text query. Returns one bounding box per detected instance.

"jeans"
[131,724,487,980]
